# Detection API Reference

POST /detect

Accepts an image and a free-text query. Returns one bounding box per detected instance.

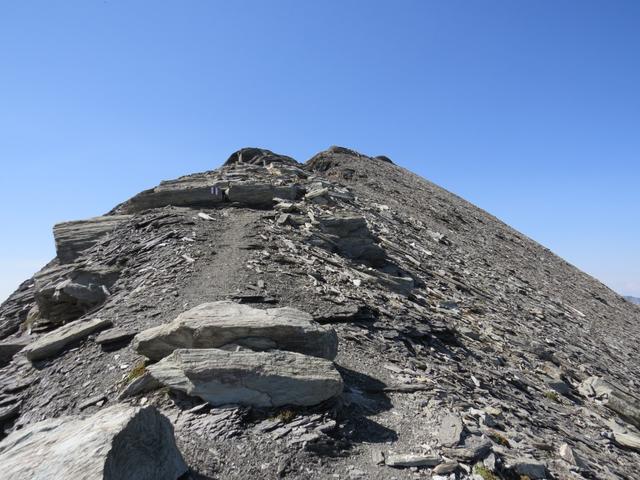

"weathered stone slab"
[96,328,136,346]
[33,264,120,326]
[23,317,112,361]
[580,376,640,428]
[134,301,337,361]
[146,348,343,407]
[385,453,442,468]
[54,215,132,263]
[0,405,187,480]
[613,431,640,451]
[122,179,226,213]
[309,215,386,265]
[227,183,302,208]
[437,413,465,447]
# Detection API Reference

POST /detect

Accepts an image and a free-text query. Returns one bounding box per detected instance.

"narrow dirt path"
[180,208,262,308]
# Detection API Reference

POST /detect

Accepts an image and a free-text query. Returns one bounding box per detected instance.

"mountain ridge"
[0,146,638,479]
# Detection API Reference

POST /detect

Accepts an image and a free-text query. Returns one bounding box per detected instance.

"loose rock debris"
[0,146,638,479]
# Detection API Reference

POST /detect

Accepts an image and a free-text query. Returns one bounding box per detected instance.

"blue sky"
[1,1,638,301]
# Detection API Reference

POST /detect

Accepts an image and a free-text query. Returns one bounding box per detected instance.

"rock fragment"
[23,317,112,361]
[95,328,136,348]
[384,453,441,468]
[437,413,465,447]
[0,405,187,480]
[146,348,343,407]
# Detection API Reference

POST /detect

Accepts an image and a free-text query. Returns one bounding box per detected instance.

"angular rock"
[118,371,161,400]
[0,338,29,366]
[559,443,588,469]
[510,459,547,479]
[33,264,120,326]
[0,405,187,480]
[96,328,136,346]
[437,413,465,447]
[442,434,492,462]
[23,317,112,361]
[309,215,386,265]
[579,376,640,428]
[53,215,132,263]
[134,301,337,361]
[384,453,442,468]
[612,431,640,451]
[146,348,343,407]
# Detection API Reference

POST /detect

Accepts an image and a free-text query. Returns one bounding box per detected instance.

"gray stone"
[433,461,459,474]
[0,338,29,366]
[33,264,119,326]
[23,317,112,361]
[437,413,465,447]
[53,215,132,263]
[308,215,386,266]
[580,376,640,428]
[146,348,343,407]
[384,453,442,468]
[612,431,640,451]
[511,459,547,479]
[118,371,161,400]
[134,301,337,361]
[96,328,136,346]
[227,183,302,208]
[0,405,187,480]
[558,443,587,468]
[442,434,492,462]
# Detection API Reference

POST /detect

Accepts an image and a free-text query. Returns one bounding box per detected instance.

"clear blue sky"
[1,1,638,301]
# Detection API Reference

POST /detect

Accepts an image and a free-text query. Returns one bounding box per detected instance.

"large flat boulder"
[0,405,187,480]
[53,215,132,263]
[147,348,343,407]
[23,317,112,361]
[134,301,337,361]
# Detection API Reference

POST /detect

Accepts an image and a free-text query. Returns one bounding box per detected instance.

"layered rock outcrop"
[0,405,186,480]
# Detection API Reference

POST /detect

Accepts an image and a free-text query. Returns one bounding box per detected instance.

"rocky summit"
[0,146,639,480]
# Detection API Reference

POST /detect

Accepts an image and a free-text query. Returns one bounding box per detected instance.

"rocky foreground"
[0,147,639,479]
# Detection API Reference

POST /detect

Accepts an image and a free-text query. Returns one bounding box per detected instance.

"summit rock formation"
[0,146,639,479]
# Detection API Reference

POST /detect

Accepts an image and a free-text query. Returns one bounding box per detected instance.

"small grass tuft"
[473,463,499,480]
[275,409,297,423]
[488,430,511,448]
[125,359,147,383]
[544,390,560,403]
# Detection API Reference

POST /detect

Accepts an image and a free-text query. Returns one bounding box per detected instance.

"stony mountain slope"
[1,146,639,479]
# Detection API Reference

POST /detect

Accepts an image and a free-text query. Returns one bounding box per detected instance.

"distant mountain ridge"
[624,295,640,305]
